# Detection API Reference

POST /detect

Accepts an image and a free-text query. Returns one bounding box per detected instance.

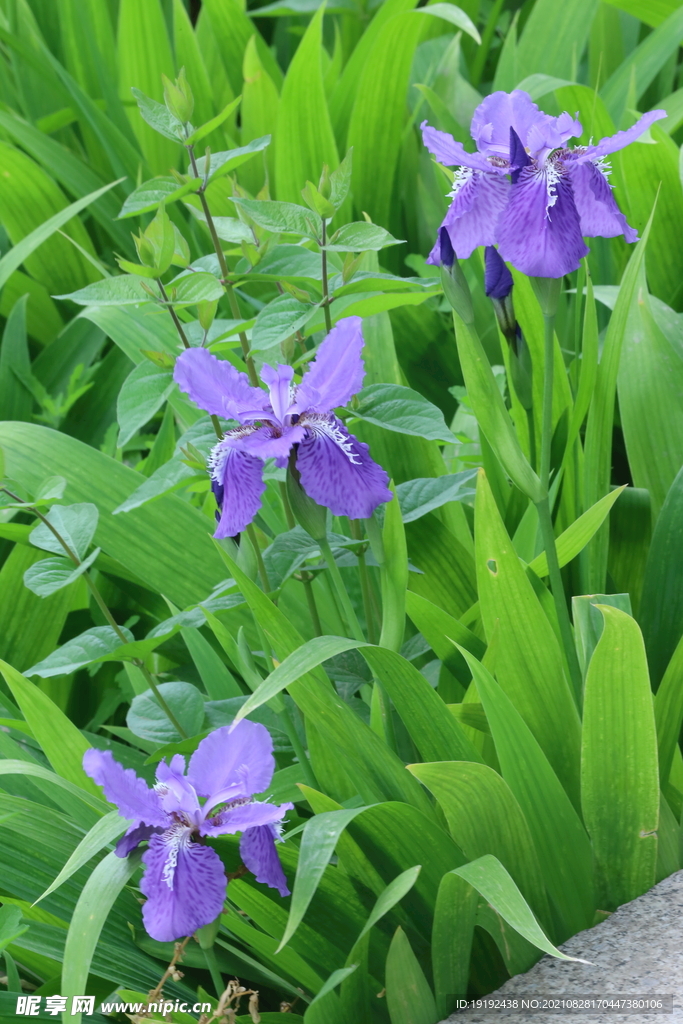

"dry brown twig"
[197,979,260,1024]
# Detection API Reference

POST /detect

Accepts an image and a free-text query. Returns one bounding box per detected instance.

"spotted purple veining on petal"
[296,416,393,520]
[83,720,291,942]
[421,90,666,277]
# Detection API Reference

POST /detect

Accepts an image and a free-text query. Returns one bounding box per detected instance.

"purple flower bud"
[438,226,455,268]
[484,246,514,300]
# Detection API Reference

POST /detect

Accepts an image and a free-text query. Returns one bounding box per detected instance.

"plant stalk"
[203,946,224,999]
[320,219,333,334]
[187,143,259,386]
[158,280,190,349]
[318,537,365,642]
[535,314,583,698]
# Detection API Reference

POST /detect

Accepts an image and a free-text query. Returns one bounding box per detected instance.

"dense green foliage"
[1,0,683,1022]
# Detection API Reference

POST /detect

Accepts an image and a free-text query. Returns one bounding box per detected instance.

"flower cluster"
[174,316,392,537]
[422,89,665,278]
[84,721,292,942]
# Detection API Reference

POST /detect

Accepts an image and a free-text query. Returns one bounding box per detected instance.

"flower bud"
[485,245,516,343]
[162,68,194,124]
[438,228,474,324]
[195,915,221,950]
[286,454,327,542]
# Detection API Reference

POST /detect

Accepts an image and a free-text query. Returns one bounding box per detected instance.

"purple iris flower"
[422,90,666,278]
[83,721,293,942]
[174,316,392,537]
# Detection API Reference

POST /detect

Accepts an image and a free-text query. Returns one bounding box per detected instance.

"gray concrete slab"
[441,870,683,1024]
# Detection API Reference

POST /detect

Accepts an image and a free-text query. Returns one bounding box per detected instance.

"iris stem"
[187,143,259,388]
[318,538,365,643]
[350,520,377,644]
[320,220,333,334]
[2,489,188,738]
[279,481,323,635]
[534,313,583,699]
[246,522,271,592]
[157,280,190,349]
[203,946,225,999]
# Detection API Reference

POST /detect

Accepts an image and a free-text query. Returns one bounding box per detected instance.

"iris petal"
[140,827,227,942]
[565,160,638,243]
[174,347,265,422]
[296,416,392,520]
[83,748,166,828]
[497,164,589,278]
[209,443,266,538]
[187,721,275,803]
[240,824,290,897]
[428,170,509,263]
[294,316,365,414]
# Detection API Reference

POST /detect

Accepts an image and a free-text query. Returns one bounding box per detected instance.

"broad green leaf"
[117,362,175,447]
[0,906,28,952]
[232,198,322,239]
[350,384,455,443]
[112,460,200,514]
[0,545,75,674]
[601,9,683,123]
[30,503,99,560]
[408,761,550,930]
[451,311,543,503]
[325,223,403,253]
[516,0,597,79]
[185,96,241,146]
[459,648,594,939]
[251,295,317,353]
[171,271,225,306]
[527,486,626,578]
[182,626,243,700]
[130,87,183,143]
[193,136,272,183]
[582,207,654,592]
[357,866,421,942]
[62,850,142,1024]
[127,682,205,744]
[618,284,683,516]
[404,591,485,677]
[572,593,632,679]
[118,177,201,218]
[603,0,682,26]
[655,634,683,788]
[475,471,582,806]
[274,6,339,205]
[0,661,102,798]
[0,761,105,816]
[581,606,659,908]
[640,465,683,687]
[34,811,125,905]
[0,179,122,292]
[385,927,437,1024]
[431,871,478,1018]
[395,471,477,524]
[56,275,152,306]
[0,423,226,607]
[0,296,32,422]
[233,636,482,763]
[454,855,588,962]
[217,552,433,813]
[247,245,322,283]
[23,548,100,597]
[26,626,133,678]
[346,6,477,229]
[279,808,369,951]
